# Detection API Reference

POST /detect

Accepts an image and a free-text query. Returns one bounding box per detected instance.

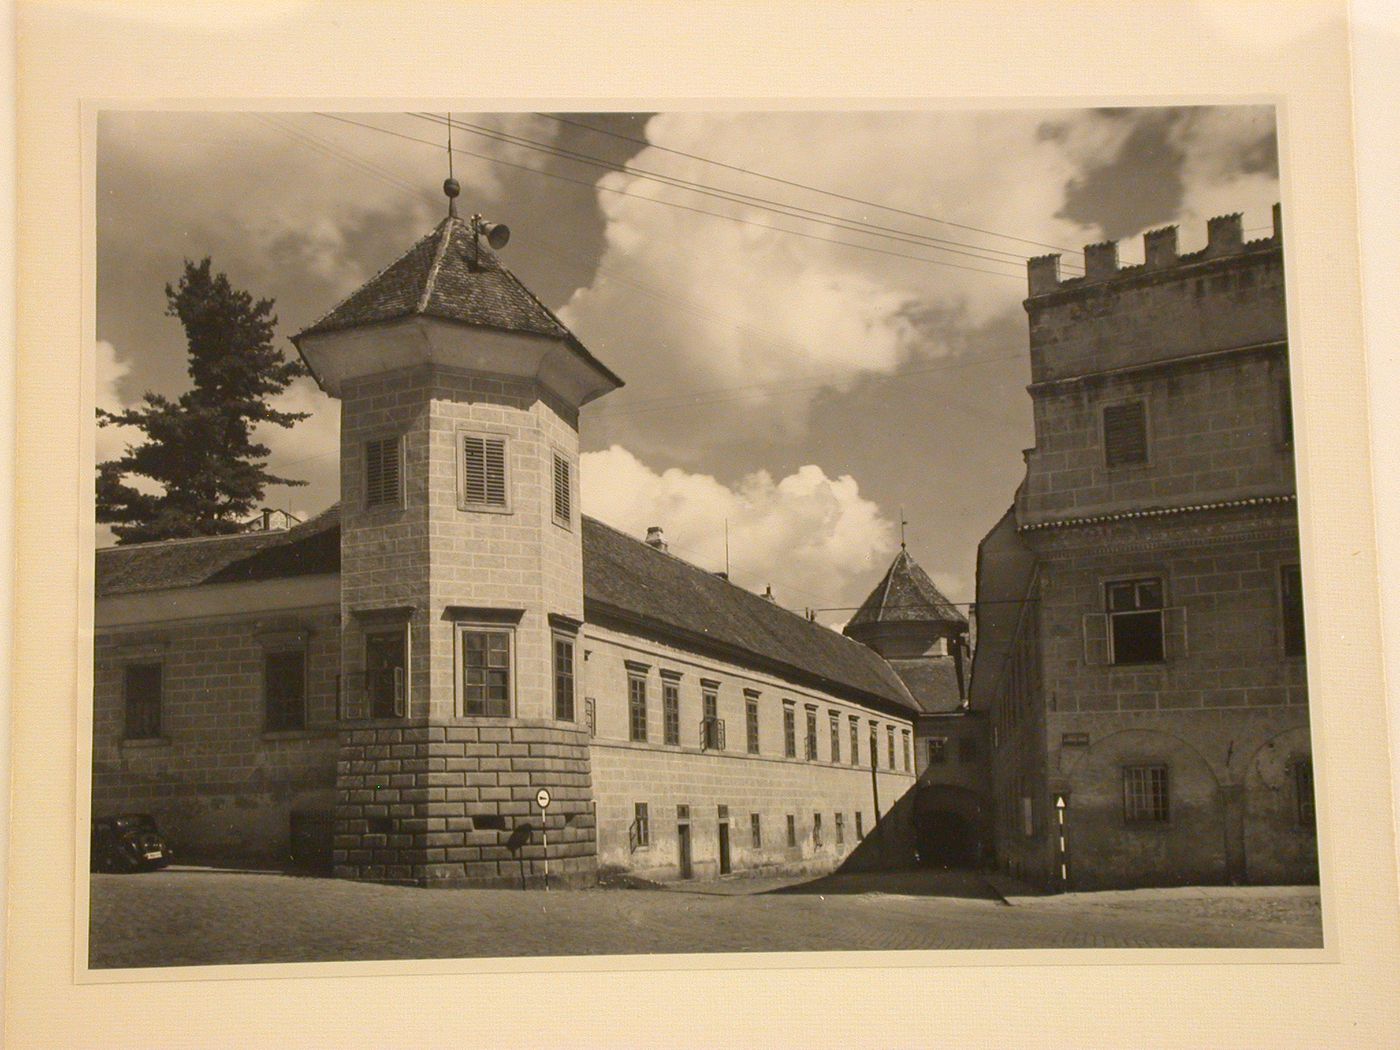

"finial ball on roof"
[443,178,461,199]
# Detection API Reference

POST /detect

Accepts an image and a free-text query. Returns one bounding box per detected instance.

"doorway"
[717,805,731,875]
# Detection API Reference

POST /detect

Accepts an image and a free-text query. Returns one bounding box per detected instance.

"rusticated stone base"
[333,719,597,888]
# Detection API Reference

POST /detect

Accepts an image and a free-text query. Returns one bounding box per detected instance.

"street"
[88,867,1323,969]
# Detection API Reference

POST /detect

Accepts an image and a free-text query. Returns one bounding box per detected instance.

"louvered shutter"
[553,453,572,524]
[365,437,401,507]
[1103,401,1148,466]
[462,435,508,507]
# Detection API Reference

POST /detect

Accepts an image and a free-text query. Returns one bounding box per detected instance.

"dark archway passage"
[913,785,987,869]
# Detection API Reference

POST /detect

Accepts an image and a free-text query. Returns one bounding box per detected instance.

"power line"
[412,112,1077,274]
[537,111,1084,257]
[314,113,1025,281]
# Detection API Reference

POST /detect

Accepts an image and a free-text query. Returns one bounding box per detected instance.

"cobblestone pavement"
[88,867,1323,969]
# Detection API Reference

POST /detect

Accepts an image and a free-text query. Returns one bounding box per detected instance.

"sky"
[95,106,1280,627]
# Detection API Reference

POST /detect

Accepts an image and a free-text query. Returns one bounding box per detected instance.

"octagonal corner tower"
[292,213,623,887]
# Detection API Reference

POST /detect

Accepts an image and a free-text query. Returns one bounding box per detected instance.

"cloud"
[581,444,898,615]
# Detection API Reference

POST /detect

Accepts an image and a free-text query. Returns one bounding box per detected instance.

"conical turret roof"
[847,548,966,628]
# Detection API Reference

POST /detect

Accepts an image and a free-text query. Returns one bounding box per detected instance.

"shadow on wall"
[832,784,919,874]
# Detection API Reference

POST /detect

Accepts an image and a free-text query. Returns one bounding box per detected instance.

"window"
[783,703,796,758]
[1293,757,1315,829]
[805,708,818,761]
[459,432,508,509]
[264,649,306,732]
[585,697,596,737]
[701,682,722,750]
[1106,577,1165,664]
[1123,765,1170,823]
[786,814,797,848]
[123,663,162,740]
[462,628,511,716]
[902,729,911,772]
[856,811,864,840]
[887,725,896,769]
[662,674,681,745]
[633,802,650,849]
[813,813,823,848]
[552,635,575,721]
[829,713,841,764]
[958,736,978,763]
[629,672,648,742]
[364,436,402,508]
[870,724,879,769]
[835,812,845,846]
[1281,564,1306,658]
[365,628,406,719]
[849,716,860,766]
[750,813,762,848]
[1103,400,1148,467]
[745,693,760,754]
[552,451,572,527]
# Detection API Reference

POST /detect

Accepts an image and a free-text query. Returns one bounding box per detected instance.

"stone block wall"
[333,720,596,887]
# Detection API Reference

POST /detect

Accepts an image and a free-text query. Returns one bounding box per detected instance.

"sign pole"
[536,787,552,892]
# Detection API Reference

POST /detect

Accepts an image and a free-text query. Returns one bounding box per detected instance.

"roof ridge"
[416,217,458,314]
[97,528,275,554]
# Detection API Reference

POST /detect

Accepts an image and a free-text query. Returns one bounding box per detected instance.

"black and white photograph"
[87,105,1323,966]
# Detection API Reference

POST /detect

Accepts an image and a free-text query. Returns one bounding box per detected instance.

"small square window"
[264,649,306,732]
[1103,400,1148,467]
[123,663,162,740]
[462,628,511,717]
[365,437,402,508]
[1123,765,1170,823]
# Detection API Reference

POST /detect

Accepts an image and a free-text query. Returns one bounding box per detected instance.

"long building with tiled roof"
[92,195,922,887]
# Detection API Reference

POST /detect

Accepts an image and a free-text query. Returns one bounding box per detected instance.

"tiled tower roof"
[847,548,967,628]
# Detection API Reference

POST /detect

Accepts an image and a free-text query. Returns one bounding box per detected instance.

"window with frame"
[364,436,402,508]
[264,649,307,732]
[1106,577,1166,665]
[849,716,860,766]
[459,432,509,509]
[745,693,760,754]
[701,682,722,750]
[1293,757,1315,830]
[829,712,841,764]
[750,812,762,848]
[1123,765,1170,823]
[1103,400,1148,467]
[783,703,796,758]
[855,811,864,840]
[835,812,844,846]
[462,628,511,717]
[123,662,162,740]
[552,451,572,527]
[813,813,823,848]
[1281,564,1306,658]
[869,724,879,769]
[633,802,650,848]
[661,674,681,745]
[629,672,649,742]
[364,628,407,719]
[786,813,797,848]
[887,725,896,769]
[902,729,911,771]
[805,708,818,761]
[552,635,575,721]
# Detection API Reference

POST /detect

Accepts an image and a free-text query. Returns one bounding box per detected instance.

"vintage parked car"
[91,814,173,873]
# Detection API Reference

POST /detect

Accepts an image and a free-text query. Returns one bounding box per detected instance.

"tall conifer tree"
[97,258,308,544]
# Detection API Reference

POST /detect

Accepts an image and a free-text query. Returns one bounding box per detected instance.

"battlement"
[1028,204,1282,297]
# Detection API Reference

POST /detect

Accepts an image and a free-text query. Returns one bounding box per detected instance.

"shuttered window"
[460,434,508,508]
[1103,401,1148,467]
[552,452,572,526]
[364,437,401,508]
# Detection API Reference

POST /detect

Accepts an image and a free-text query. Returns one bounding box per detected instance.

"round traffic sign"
[535,788,552,809]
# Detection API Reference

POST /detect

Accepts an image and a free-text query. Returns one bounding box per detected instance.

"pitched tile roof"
[847,548,967,628]
[95,506,340,596]
[96,508,916,714]
[581,517,917,713]
[290,216,623,389]
[886,657,966,715]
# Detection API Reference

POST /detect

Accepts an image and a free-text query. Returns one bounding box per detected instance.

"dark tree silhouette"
[97,258,308,544]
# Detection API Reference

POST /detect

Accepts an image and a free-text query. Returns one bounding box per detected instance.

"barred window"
[629,673,648,742]
[662,677,680,746]
[552,635,575,721]
[1123,765,1170,823]
[264,649,306,732]
[552,451,572,527]
[123,663,162,740]
[745,694,760,754]
[462,629,511,717]
[1103,400,1148,467]
[460,433,508,508]
[364,437,402,508]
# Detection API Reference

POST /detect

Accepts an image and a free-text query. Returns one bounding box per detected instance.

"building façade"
[970,207,1316,891]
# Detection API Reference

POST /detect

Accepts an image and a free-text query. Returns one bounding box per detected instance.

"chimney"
[1272,201,1283,241]
[762,585,775,602]
[644,525,667,552]
[1206,213,1243,257]
[1143,226,1178,269]
[1027,254,1061,296]
[1083,240,1119,281]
